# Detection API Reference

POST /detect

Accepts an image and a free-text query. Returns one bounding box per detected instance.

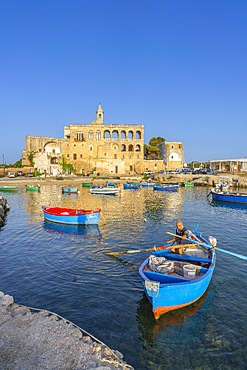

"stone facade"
[158,141,184,170]
[22,105,182,175]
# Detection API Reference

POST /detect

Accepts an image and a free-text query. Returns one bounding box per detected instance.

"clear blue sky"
[1,0,246,165]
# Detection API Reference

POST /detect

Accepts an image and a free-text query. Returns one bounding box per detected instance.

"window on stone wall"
[121,144,126,152]
[114,154,117,159]
[128,144,134,152]
[121,131,126,139]
[128,131,133,139]
[67,154,70,158]
[130,165,133,171]
[136,131,141,139]
[80,154,82,158]
[89,131,93,140]
[122,155,125,159]
[135,144,141,151]
[96,131,101,140]
[104,130,110,139]
[112,130,119,139]
[77,133,84,141]
[73,154,77,160]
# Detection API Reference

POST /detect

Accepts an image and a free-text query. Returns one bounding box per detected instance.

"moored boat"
[153,185,179,191]
[26,185,40,192]
[90,185,120,195]
[139,233,216,319]
[0,186,18,192]
[123,183,139,190]
[61,186,78,194]
[210,189,247,204]
[140,181,160,188]
[42,206,101,225]
[82,182,93,187]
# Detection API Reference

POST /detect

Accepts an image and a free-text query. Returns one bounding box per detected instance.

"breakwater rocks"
[0,196,10,227]
[0,291,134,370]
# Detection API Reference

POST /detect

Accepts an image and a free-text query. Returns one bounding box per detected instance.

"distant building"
[22,104,166,176]
[210,158,247,172]
[158,141,184,170]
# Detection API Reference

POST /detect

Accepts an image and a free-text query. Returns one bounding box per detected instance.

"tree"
[13,159,22,168]
[60,156,74,174]
[27,151,36,167]
[149,137,165,147]
[144,137,165,159]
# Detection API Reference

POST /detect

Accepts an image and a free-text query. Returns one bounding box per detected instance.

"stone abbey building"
[22,104,184,176]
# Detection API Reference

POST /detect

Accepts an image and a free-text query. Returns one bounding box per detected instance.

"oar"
[106,244,193,256]
[167,232,247,261]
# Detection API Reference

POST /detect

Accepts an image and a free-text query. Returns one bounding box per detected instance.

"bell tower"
[96,103,104,124]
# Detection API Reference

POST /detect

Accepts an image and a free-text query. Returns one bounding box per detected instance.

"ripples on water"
[0,184,247,369]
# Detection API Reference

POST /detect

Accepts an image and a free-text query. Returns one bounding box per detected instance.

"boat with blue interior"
[139,231,216,319]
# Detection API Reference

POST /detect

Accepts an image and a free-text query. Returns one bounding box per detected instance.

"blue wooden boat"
[210,189,247,204]
[139,233,216,319]
[123,183,139,190]
[62,186,78,194]
[153,185,179,191]
[42,206,101,225]
[140,181,160,188]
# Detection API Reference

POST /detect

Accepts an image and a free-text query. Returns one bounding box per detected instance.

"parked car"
[7,172,16,178]
[25,173,34,177]
[143,171,154,175]
[16,171,24,176]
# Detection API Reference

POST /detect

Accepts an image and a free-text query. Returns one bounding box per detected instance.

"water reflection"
[43,220,102,240]
[209,199,247,210]
[136,290,208,344]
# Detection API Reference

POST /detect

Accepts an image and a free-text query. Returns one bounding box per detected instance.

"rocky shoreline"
[0,291,134,370]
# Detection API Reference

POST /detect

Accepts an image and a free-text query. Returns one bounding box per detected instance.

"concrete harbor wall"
[0,291,133,370]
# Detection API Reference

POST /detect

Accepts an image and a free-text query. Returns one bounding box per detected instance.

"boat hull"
[123,184,139,190]
[211,190,247,204]
[153,185,178,191]
[26,186,40,192]
[62,187,78,194]
[139,240,215,319]
[0,186,18,192]
[42,207,101,225]
[90,186,119,195]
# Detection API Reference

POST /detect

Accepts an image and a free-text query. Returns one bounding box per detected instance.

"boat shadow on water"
[43,220,102,240]
[209,199,247,210]
[136,289,209,343]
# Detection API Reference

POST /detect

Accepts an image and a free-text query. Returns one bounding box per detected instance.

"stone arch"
[135,144,141,152]
[96,131,101,140]
[121,144,126,152]
[112,130,119,139]
[128,131,134,139]
[50,157,59,164]
[113,144,119,150]
[88,130,94,140]
[128,144,134,152]
[121,130,127,139]
[104,130,111,139]
[135,131,141,139]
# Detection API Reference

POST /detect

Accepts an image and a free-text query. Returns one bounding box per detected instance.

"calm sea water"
[0,184,247,370]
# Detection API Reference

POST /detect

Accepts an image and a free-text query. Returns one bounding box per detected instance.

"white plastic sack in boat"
[149,255,174,274]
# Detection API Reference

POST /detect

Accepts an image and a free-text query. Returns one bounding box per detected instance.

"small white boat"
[90,185,120,195]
